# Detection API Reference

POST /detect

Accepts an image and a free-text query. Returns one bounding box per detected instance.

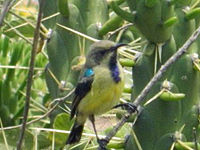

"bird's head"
[85,40,126,68]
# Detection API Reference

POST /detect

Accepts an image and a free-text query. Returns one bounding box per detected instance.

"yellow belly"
[78,64,124,116]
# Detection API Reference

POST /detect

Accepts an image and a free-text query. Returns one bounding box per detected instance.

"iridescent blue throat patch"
[84,68,94,77]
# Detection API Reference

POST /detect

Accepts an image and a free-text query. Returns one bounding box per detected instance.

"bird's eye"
[99,50,107,56]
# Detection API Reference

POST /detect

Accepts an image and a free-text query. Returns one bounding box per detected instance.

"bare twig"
[16,1,45,150]
[0,119,9,150]
[0,65,43,70]
[4,12,59,33]
[8,10,48,38]
[57,23,99,42]
[98,25,200,149]
[30,127,122,141]
[0,0,15,27]
[107,23,134,39]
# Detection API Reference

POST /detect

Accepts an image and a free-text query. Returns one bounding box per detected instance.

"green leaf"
[186,7,200,20]
[110,1,134,23]
[37,132,51,149]
[2,36,9,57]
[154,133,174,150]
[163,16,178,28]
[119,58,135,67]
[0,128,34,150]
[52,113,73,146]
[159,92,185,102]
[99,15,124,37]
[6,41,24,82]
[3,19,34,38]
[145,0,158,8]
[58,0,70,17]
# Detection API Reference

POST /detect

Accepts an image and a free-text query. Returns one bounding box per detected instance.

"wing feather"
[70,76,93,119]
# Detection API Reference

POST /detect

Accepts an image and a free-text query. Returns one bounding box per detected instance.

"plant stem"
[0,0,15,27]
[16,1,45,150]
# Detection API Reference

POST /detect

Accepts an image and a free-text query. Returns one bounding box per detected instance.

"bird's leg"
[89,115,107,150]
[113,103,138,113]
[89,115,99,140]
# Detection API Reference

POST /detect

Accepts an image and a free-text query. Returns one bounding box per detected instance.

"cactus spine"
[42,0,200,149]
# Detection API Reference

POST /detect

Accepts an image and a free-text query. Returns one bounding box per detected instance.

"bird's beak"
[110,43,127,52]
[115,43,127,49]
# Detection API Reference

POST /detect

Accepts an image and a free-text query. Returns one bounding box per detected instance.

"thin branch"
[0,89,74,131]
[57,23,99,42]
[30,127,122,141]
[107,23,134,39]
[16,1,45,150]
[4,12,59,33]
[8,10,48,38]
[0,119,9,150]
[98,25,200,149]
[42,12,60,22]
[0,0,15,27]
[0,65,43,70]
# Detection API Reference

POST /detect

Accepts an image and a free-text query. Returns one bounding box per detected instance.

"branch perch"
[98,25,200,149]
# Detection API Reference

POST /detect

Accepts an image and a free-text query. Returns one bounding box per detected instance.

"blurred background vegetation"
[0,0,200,150]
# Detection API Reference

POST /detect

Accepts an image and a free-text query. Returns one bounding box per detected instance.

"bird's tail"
[66,121,84,144]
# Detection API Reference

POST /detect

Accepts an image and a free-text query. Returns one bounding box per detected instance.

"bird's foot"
[97,139,108,150]
[113,103,138,113]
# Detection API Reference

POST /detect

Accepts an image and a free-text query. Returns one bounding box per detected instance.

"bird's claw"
[113,103,138,113]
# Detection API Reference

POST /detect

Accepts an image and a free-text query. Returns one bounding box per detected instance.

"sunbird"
[66,40,126,145]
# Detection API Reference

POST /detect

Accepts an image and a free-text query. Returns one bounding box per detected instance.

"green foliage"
[50,113,73,148]
[58,0,70,17]
[116,0,176,43]
[1,0,200,149]
[2,19,34,38]
[0,11,48,146]
[0,129,34,150]
[0,35,29,126]
[122,1,200,150]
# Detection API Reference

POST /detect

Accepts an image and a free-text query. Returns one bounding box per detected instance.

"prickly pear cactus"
[111,1,200,149]
[42,0,200,149]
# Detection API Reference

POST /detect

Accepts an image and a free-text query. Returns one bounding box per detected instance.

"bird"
[66,40,126,146]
